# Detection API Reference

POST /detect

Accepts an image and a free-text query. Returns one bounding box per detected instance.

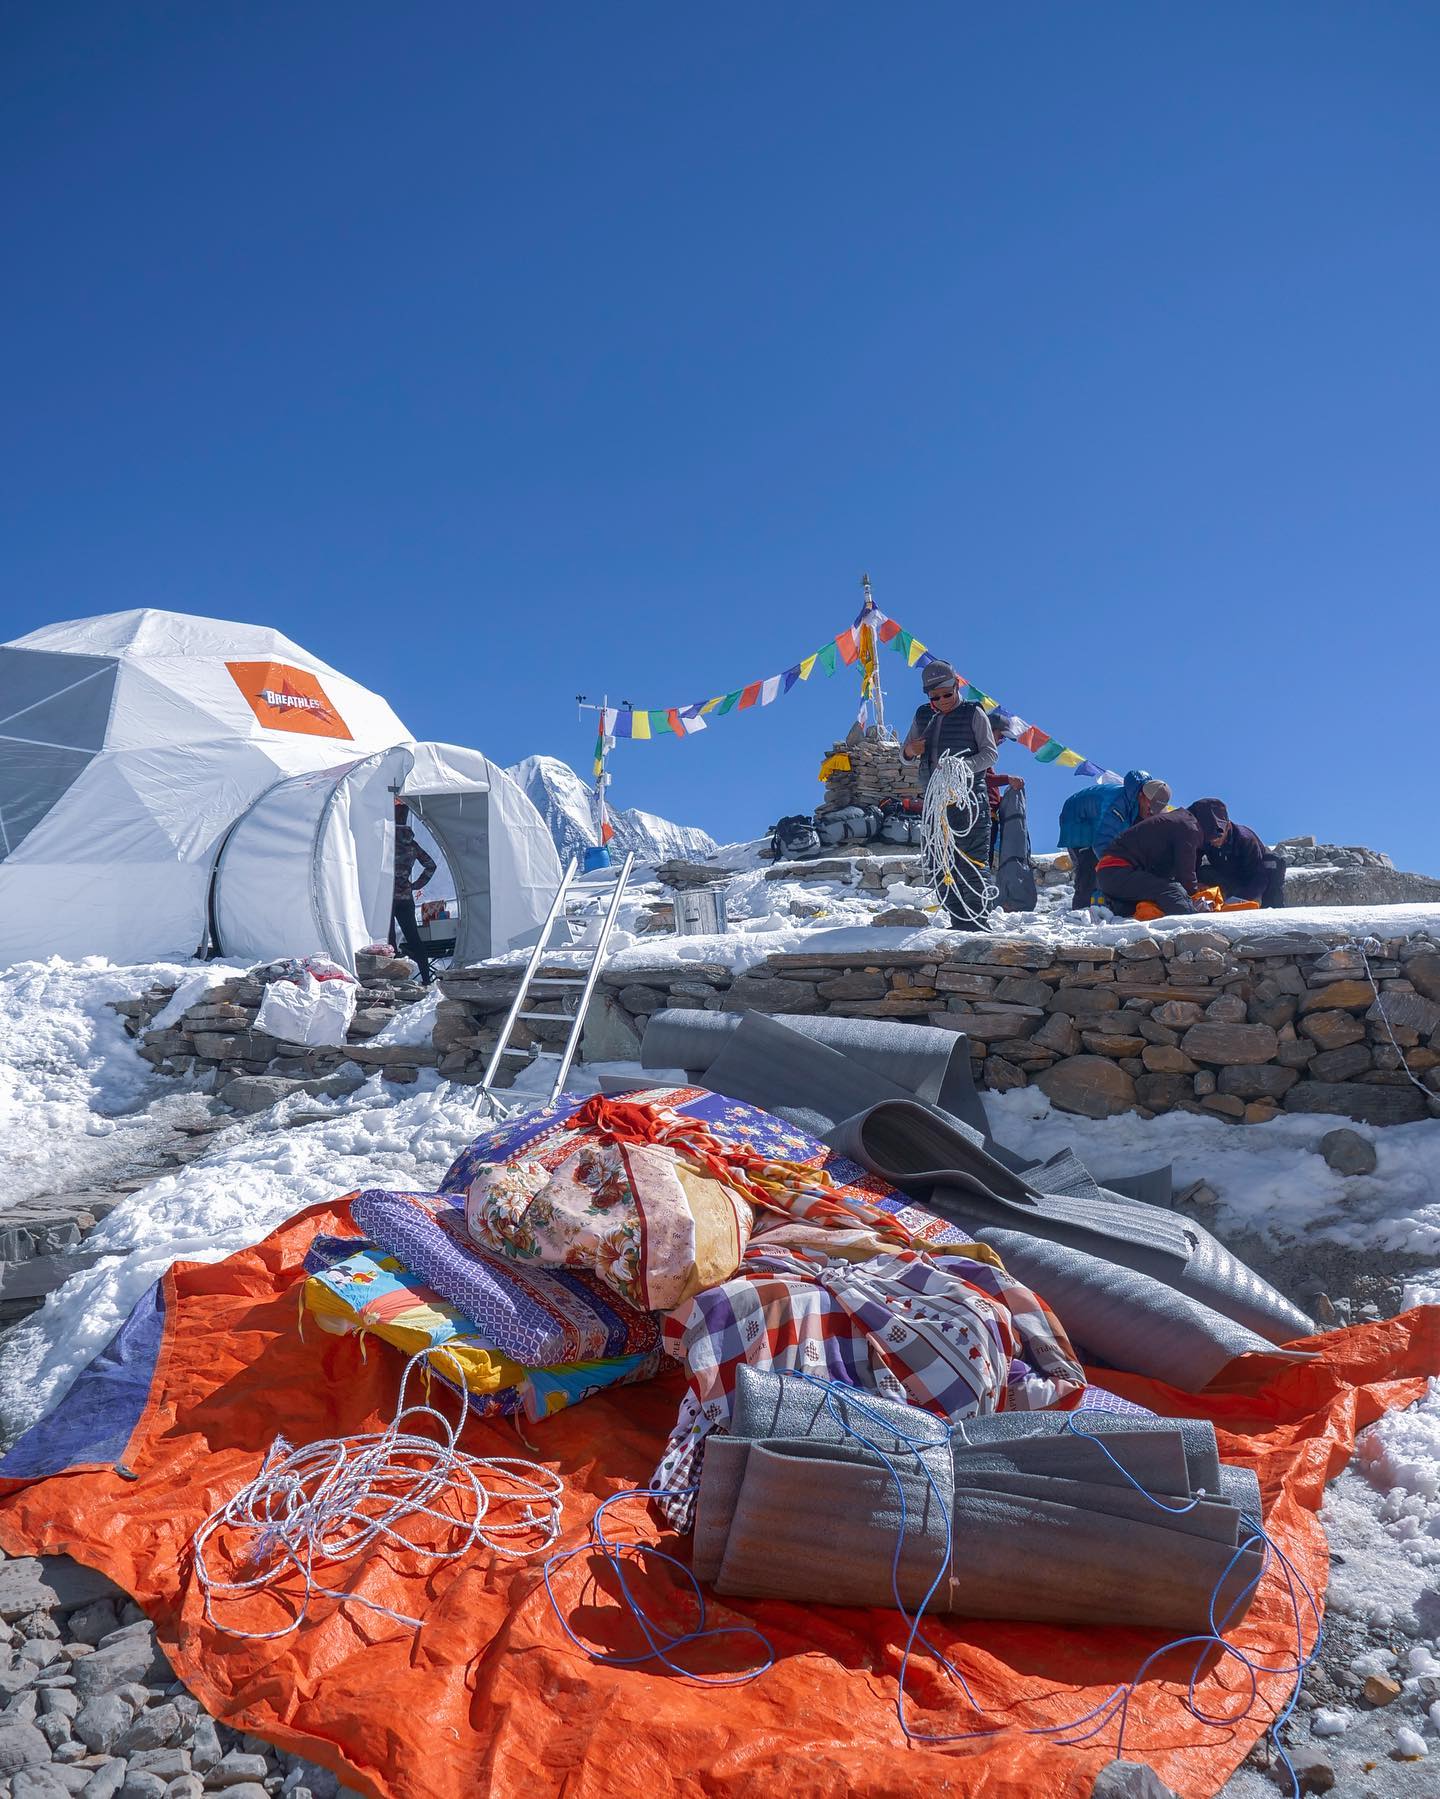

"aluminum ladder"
[477,851,636,1112]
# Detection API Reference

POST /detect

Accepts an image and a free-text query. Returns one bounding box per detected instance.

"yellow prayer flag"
[1055,748,1084,769]
[906,639,927,667]
[798,654,818,680]
[631,712,652,741]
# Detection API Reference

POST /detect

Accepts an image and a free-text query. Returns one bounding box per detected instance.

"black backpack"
[770,814,822,860]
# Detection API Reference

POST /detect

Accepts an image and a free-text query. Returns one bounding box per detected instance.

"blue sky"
[2,3,1436,870]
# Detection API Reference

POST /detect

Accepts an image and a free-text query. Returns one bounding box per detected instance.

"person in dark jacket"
[1057,769,1170,913]
[1095,799,1229,917]
[902,660,997,930]
[389,800,437,982]
[1193,800,1287,908]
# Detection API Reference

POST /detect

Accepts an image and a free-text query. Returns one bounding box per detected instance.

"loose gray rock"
[115,1705,181,1756]
[202,1756,268,1789]
[186,1720,221,1775]
[118,1775,168,1799]
[0,1667,38,1702]
[35,1719,68,1753]
[281,1766,334,1799]
[72,1698,134,1757]
[206,1788,268,1799]
[1090,1762,1179,1799]
[11,1770,80,1799]
[19,1768,92,1797]
[72,1640,155,1705]
[165,1780,205,1799]
[1319,1128,1377,1177]
[216,1077,305,1116]
[1273,1743,1335,1792]
[80,1762,126,1799]
[126,1753,188,1784]
[3,1689,41,1725]
[38,1697,77,1723]
[50,1743,87,1764]
[0,1725,54,1775]
[61,1610,117,1654]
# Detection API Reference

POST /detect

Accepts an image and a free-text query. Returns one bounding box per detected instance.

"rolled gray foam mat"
[974,1228,1313,1389]
[830,1099,1314,1345]
[642,1008,997,1139]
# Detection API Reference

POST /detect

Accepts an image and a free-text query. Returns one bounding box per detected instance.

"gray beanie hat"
[921,659,957,694]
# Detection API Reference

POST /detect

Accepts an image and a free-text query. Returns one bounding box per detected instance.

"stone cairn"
[818,724,924,813]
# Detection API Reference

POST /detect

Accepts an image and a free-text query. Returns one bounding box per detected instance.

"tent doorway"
[207,743,562,972]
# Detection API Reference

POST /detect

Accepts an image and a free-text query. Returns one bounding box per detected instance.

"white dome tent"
[0,609,561,969]
[210,742,562,969]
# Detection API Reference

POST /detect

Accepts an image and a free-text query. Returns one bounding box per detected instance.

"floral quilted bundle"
[464,1134,755,1313]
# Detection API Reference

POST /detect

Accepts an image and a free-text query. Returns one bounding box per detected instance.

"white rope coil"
[920,751,997,929]
[192,1346,564,1639]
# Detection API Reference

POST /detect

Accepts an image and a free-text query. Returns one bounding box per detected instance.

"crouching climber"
[1194,799,1287,908]
[902,659,998,930]
[1095,798,1231,917]
[1057,770,1170,913]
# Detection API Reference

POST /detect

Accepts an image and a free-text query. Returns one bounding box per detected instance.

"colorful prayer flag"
[1033,741,1065,764]
[906,638,928,667]
[1055,748,1084,770]
[737,682,763,711]
[1017,726,1049,751]
[815,642,838,677]
[759,674,782,706]
[835,629,859,665]
[630,711,651,741]
[1074,759,1105,779]
[798,653,818,680]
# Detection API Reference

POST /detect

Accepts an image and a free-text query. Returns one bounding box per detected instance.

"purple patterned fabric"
[347,1188,659,1368]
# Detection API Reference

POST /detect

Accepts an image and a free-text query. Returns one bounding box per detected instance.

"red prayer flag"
[877,618,901,643]
[835,629,859,665]
[737,682,763,710]
[667,709,686,737]
[1018,725,1050,751]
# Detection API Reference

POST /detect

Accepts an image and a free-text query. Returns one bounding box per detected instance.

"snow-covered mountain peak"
[507,754,718,867]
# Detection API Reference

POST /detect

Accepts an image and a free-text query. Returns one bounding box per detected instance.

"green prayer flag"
[649,710,673,737]
[1033,740,1065,764]
[713,689,743,716]
[893,629,913,659]
[815,641,838,677]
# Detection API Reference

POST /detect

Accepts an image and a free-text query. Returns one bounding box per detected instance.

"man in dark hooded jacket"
[1095,798,1230,916]
[1194,801,1287,908]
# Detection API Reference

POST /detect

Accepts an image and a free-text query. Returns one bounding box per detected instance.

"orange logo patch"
[226,661,353,741]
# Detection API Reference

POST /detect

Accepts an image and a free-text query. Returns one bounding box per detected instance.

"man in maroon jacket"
[1095,799,1230,917]
[1194,799,1287,908]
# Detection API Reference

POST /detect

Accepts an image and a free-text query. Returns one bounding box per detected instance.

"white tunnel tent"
[210,742,564,970]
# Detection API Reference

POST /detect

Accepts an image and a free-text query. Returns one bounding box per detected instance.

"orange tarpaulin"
[1,1200,1434,1799]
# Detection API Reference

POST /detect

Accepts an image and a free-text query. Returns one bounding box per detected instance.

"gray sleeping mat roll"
[696,1369,1265,1629]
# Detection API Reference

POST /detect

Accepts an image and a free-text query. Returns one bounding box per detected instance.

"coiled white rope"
[192,1346,564,1639]
[920,751,997,929]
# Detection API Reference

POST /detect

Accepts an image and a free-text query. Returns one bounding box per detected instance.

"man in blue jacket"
[1057,770,1170,913]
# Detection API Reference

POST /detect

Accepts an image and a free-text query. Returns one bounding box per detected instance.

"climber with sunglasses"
[900,661,999,930]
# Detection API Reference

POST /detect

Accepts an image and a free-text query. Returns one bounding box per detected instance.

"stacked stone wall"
[127,931,1440,1125]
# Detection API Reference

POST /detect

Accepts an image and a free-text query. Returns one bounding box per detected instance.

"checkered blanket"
[651,1231,1088,1529]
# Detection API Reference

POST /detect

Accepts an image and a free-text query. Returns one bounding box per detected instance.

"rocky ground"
[0,1550,351,1799]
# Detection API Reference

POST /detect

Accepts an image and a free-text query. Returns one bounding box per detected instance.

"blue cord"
[538,1381,1321,1795]
[540,1482,775,1685]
